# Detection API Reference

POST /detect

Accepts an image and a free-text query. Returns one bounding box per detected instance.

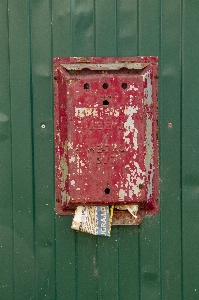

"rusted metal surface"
[60,62,150,70]
[112,210,142,225]
[54,57,159,219]
[56,201,74,216]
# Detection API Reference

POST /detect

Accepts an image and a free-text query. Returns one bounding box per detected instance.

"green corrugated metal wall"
[0,0,198,299]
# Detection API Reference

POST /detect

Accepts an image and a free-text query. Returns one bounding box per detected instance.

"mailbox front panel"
[54,57,158,213]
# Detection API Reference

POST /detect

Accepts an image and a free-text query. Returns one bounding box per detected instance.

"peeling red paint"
[54,57,159,216]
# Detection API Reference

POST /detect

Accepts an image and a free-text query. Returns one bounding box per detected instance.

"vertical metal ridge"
[137,3,141,299]
[28,0,36,298]
[7,0,14,298]
[94,0,96,56]
[95,4,98,293]
[115,0,118,56]
[115,4,119,297]
[94,3,98,298]
[137,0,139,55]
[138,226,141,300]
[159,0,162,299]
[117,228,120,300]
[180,0,184,299]
[96,236,99,300]
[50,0,57,297]
[71,2,78,299]
[70,0,75,55]
[75,232,78,300]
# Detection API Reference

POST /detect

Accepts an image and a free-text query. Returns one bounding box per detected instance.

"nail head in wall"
[168,123,172,128]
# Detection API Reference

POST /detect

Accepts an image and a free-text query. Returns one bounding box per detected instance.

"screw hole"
[104,188,110,194]
[103,100,109,105]
[102,83,108,89]
[139,183,144,190]
[84,83,90,89]
[121,83,127,89]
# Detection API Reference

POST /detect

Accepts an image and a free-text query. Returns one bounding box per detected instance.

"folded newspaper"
[71,205,114,236]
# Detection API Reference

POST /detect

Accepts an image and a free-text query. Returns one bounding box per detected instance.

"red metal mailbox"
[54,57,159,218]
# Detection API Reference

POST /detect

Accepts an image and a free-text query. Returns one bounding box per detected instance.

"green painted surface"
[0,1,198,299]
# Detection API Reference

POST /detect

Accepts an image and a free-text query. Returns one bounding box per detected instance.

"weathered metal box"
[54,57,158,215]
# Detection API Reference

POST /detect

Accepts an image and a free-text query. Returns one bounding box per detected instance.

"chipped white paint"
[66,141,73,150]
[123,106,138,150]
[60,153,68,190]
[71,180,75,186]
[61,191,67,203]
[113,109,119,117]
[59,141,70,204]
[127,84,138,91]
[133,131,138,150]
[61,191,70,204]
[129,95,133,105]
[69,156,75,163]
[142,70,152,105]
[75,107,120,118]
[70,152,87,175]
[145,116,153,200]
[143,69,154,201]
[123,159,145,199]
[119,189,126,201]
[103,108,120,117]
[134,162,145,176]
[75,107,98,118]
[124,105,138,116]
[120,70,154,202]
